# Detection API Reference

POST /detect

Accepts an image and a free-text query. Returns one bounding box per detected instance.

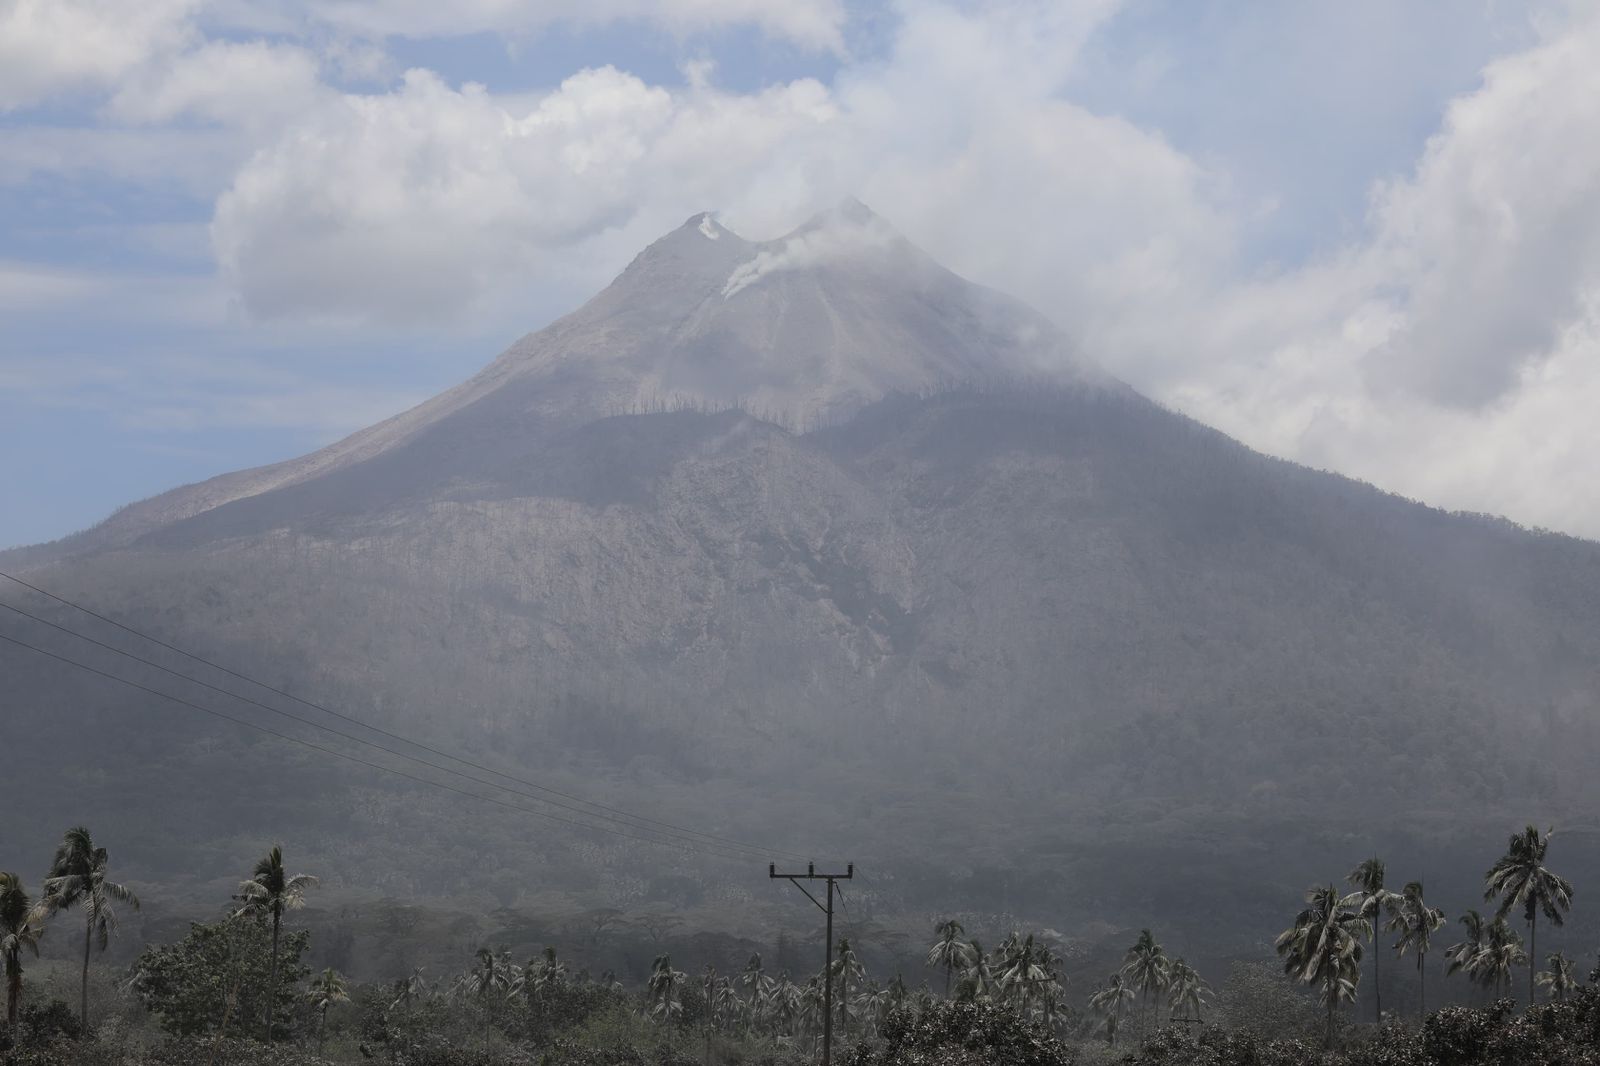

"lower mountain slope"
[4,384,1598,960]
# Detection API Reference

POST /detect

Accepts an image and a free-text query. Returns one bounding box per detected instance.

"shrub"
[843,1000,1076,1066]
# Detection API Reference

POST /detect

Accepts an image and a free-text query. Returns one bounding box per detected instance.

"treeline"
[0,822,1593,1065]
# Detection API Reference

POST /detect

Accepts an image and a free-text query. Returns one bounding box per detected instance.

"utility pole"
[771,862,853,1066]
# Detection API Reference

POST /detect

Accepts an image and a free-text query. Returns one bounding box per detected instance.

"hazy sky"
[4,0,1599,547]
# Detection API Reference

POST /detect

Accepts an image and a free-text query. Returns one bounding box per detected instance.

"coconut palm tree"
[996,933,1049,1016]
[1537,952,1579,1002]
[830,937,866,1033]
[1276,884,1367,1049]
[1386,880,1446,1022]
[856,980,892,1037]
[927,920,970,998]
[956,938,996,1002]
[457,948,512,1044]
[1122,929,1172,1032]
[306,968,349,1055]
[1,872,42,1034]
[1445,909,1490,999]
[38,826,140,1035]
[1166,957,1211,1026]
[234,845,317,1045]
[1468,918,1527,1000]
[1088,973,1136,1047]
[388,967,429,1013]
[1343,857,1399,1024]
[1484,825,1574,1007]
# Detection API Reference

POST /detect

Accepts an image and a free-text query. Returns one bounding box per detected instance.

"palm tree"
[38,826,140,1034]
[740,952,768,1034]
[1468,918,1527,1000]
[1484,825,1574,1007]
[388,967,429,1013]
[927,919,970,998]
[1536,952,1579,1002]
[1343,857,1399,1024]
[1122,929,1171,1032]
[996,933,1048,1016]
[1378,880,1441,1020]
[956,938,996,1002]
[1384,880,1445,1022]
[648,954,686,1029]
[830,937,866,1033]
[306,967,349,1055]
[712,975,742,1032]
[1,872,43,1035]
[1276,884,1367,1049]
[1087,973,1136,1047]
[768,970,800,1037]
[1445,909,1489,1000]
[458,947,511,1044]
[1166,957,1211,1026]
[233,845,317,1044]
[513,947,566,1008]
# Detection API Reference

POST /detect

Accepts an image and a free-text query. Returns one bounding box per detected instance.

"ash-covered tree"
[1470,917,1527,999]
[1537,953,1579,1002]
[1122,928,1172,1031]
[927,919,971,998]
[1445,909,1491,1001]
[1276,884,1367,1048]
[1088,972,1136,1047]
[306,967,348,1055]
[234,845,317,1045]
[129,917,309,1040]
[1166,957,1211,1026]
[1387,880,1446,1021]
[1342,857,1399,1024]
[37,826,139,1034]
[1,872,42,1034]
[1484,825,1573,1007]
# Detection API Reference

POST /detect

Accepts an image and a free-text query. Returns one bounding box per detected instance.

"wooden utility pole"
[770,862,853,1066]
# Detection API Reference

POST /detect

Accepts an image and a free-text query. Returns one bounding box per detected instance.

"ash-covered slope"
[37,201,1087,556]
[4,204,1600,946]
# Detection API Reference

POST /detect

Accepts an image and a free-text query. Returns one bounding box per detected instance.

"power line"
[0,597,786,863]
[0,569,810,862]
[0,628,765,864]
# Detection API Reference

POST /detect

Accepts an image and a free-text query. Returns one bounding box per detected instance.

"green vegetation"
[0,823,1592,1064]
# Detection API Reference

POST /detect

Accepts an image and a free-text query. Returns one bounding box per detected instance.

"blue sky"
[4,0,1599,546]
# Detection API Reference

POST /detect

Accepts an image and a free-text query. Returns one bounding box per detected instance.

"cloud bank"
[5,0,1600,540]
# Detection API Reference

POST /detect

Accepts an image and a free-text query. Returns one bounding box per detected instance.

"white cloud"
[1362,12,1600,409]
[300,0,846,52]
[109,40,325,127]
[1151,9,1600,537]
[209,1,1212,328]
[0,0,199,111]
[8,0,1600,539]
[211,65,838,321]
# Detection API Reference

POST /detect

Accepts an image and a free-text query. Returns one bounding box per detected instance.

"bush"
[843,1000,1076,1066]
[129,918,311,1041]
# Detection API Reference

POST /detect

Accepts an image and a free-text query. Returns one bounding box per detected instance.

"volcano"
[4,202,1599,955]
